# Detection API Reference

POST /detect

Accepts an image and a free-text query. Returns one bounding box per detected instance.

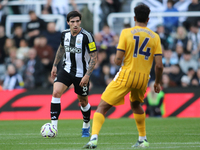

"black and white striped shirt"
[61,28,97,77]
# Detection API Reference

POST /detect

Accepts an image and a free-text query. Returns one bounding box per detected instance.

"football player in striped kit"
[50,11,97,137]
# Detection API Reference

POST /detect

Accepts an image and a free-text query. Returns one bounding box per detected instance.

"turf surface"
[0,118,200,150]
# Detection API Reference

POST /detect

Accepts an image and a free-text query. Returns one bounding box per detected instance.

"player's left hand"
[79,75,90,87]
[154,83,161,93]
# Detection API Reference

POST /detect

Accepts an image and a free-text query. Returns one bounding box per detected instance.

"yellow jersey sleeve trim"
[88,42,96,51]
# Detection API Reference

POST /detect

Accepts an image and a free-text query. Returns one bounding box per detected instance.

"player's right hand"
[154,82,161,93]
[51,66,57,80]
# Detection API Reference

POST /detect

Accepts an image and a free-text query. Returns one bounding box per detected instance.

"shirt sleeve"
[86,32,97,53]
[60,32,65,46]
[117,29,126,52]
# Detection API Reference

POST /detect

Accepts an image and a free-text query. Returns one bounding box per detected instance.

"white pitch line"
[1,132,200,136]
[1,142,200,145]
[0,132,200,136]
[0,133,138,136]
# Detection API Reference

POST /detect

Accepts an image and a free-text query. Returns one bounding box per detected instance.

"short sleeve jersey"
[60,28,96,77]
[115,26,162,89]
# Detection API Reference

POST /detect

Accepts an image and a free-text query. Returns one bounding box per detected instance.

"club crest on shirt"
[76,39,81,45]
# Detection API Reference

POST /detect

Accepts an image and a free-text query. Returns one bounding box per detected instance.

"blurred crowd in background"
[0,0,200,91]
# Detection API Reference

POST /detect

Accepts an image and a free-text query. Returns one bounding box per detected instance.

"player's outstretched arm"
[154,55,163,93]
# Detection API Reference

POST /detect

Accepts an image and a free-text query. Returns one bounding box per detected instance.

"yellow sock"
[91,112,105,135]
[134,113,146,136]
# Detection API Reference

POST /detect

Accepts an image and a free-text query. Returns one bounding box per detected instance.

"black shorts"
[54,68,89,96]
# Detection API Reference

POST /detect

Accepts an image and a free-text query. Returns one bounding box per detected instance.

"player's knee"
[96,102,111,115]
[52,90,62,98]
[131,101,140,109]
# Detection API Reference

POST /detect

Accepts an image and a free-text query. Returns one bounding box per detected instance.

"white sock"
[83,121,90,128]
[81,103,91,128]
[80,103,91,112]
[51,120,58,129]
[139,136,147,141]
[90,134,98,141]
[51,97,60,103]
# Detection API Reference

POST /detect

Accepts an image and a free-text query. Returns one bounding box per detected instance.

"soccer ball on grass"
[40,123,57,138]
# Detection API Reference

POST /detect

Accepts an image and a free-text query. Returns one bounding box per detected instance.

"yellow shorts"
[101,80,147,106]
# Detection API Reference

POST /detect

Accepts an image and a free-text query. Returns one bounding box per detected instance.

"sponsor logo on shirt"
[64,45,81,53]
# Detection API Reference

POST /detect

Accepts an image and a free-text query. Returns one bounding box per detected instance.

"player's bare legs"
[50,82,68,129]
[96,99,113,115]
[78,95,92,137]
[131,101,149,147]
[53,82,68,98]
[130,101,144,114]
[78,95,88,107]
[83,99,112,148]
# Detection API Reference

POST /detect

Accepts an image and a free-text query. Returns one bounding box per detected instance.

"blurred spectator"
[169,64,185,86]
[102,64,112,86]
[80,5,93,33]
[162,48,178,74]
[94,32,103,51]
[0,25,7,57]
[162,73,175,88]
[187,67,197,83]
[100,24,116,47]
[99,0,122,29]
[26,10,46,47]
[141,0,165,31]
[16,39,30,60]
[156,24,170,49]
[44,0,78,29]
[98,53,120,86]
[0,25,7,78]
[3,64,24,90]
[43,72,54,89]
[13,25,25,48]
[4,38,15,56]
[44,0,78,15]
[184,0,200,30]
[9,0,21,15]
[108,53,120,78]
[107,34,119,58]
[143,81,164,117]
[5,47,17,67]
[0,0,8,26]
[172,26,188,51]
[15,58,25,77]
[42,22,61,54]
[181,75,190,87]
[34,35,54,73]
[174,42,184,61]
[191,67,200,86]
[187,23,200,60]
[163,0,179,32]
[24,48,44,89]
[19,0,36,15]
[179,50,198,74]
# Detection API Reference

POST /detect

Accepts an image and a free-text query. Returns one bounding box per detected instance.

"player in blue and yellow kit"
[83,4,163,149]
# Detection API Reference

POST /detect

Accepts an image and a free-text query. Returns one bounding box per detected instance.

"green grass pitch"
[0,118,200,150]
